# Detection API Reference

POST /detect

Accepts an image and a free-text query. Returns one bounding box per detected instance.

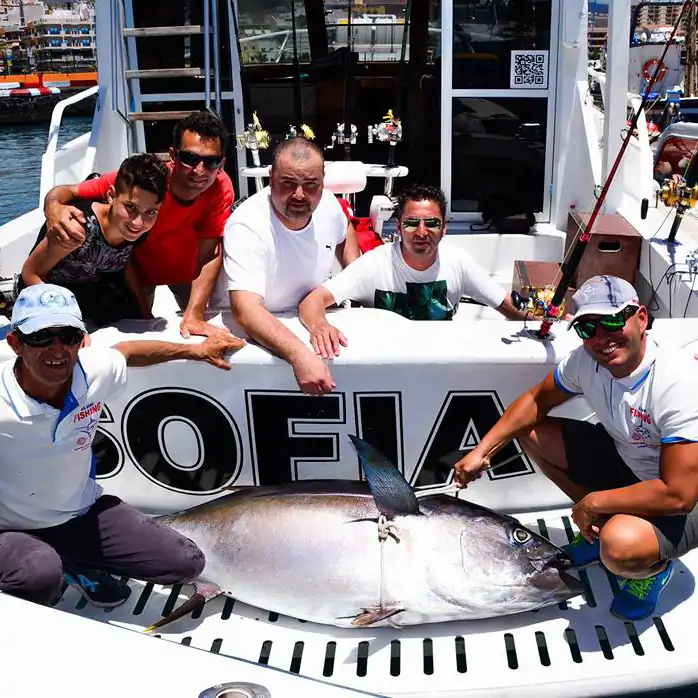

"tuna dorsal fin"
[348,435,420,517]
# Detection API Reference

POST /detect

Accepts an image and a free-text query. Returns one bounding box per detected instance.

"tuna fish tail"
[144,581,222,634]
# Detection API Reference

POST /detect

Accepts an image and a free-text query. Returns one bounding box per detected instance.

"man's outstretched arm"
[114,333,246,371]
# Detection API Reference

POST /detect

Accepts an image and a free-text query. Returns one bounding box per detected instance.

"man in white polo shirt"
[453,275,698,621]
[0,283,245,608]
[299,184,526,359]
[223,137,360,396]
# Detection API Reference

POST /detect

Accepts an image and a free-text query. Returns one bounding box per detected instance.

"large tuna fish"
[148,436,582,631]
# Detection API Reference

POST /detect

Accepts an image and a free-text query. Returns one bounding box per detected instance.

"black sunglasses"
[572,306,639,340]
[16,327,85,348]
[401,217,443,233]
[175,148,224,170]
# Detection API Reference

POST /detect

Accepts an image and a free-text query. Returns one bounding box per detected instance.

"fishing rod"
[536,0,693,340]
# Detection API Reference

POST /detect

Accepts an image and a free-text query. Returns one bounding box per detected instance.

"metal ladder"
[117,0,246,164]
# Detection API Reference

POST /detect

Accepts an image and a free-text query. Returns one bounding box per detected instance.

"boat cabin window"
[451,0,552,90]
[235,0,443,209]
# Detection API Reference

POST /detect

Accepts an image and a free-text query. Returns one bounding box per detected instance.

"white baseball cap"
[567,275,640,328]
[11,283,86,335]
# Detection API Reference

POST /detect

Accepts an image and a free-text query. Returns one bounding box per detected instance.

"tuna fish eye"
[512,528,532,544]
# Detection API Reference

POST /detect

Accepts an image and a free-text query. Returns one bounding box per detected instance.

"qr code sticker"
[510,50,549,89]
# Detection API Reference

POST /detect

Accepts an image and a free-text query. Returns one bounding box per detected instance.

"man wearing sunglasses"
[42,111,234,340]
[453,275,698,621]
[0,283,245,609]
[299,184,525,359]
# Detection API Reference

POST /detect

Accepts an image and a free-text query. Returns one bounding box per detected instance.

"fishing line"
[683,268,698,317]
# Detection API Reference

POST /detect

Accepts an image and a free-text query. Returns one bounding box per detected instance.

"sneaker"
[64,569,132,609]
[610,561,674,621]
[562,533,601,568]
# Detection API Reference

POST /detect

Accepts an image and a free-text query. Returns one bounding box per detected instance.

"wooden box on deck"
[565,211,642,288]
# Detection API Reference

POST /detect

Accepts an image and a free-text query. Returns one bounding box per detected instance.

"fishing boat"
[2,0,698,696]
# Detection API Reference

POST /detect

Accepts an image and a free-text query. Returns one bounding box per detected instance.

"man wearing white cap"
[453,275,698,621]
[0,283,245,608]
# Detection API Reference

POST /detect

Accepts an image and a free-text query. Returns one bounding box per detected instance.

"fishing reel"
[656,177,698,211]
[512,285,566,320]
[368,109,403,146]
[326,123,358,149]
[656,176,698,244]
[235,112,270,153]
[286,124,316,140]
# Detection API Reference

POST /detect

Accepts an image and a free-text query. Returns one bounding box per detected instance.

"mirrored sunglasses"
[401,217,443,233]
[572,306,638,340]
[16,327,85,348]
[176,149,224,170]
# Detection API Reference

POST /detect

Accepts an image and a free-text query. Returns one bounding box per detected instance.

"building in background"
[0,1,95,74]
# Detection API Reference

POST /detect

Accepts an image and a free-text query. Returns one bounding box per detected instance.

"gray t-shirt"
[44,199,136,284]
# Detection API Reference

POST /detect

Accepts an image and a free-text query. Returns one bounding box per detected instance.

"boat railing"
[39,84,99,204]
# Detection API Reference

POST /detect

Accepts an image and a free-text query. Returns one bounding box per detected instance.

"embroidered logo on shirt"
[74,414,100,451]
[630,424,652,446]
[629,406,652,425]
[73,401,102,423]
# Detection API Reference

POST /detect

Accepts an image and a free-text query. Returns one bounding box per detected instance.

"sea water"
[0,114,92,226]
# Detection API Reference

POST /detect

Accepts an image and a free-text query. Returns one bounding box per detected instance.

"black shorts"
[560,418,698,561]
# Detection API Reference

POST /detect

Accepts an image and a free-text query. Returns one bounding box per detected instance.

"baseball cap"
[11,284,86,335]
[567,275,640,328]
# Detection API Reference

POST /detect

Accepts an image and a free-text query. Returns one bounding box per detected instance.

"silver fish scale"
[53,510,697,697]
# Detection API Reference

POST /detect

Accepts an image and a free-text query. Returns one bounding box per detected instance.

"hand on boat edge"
[194,333,247,370]
[309,321,348,359]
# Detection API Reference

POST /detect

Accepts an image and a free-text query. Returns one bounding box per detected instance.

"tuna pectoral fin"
[350,606,404,627]
[144,582,222,634]
[348,435,420,517]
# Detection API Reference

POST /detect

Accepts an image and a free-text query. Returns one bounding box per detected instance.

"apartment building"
[1,1,95,73]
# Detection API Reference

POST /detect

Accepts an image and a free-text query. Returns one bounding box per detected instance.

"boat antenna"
[536,0,693,340]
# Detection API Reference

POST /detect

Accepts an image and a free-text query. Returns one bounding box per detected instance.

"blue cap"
[11,284,86,335]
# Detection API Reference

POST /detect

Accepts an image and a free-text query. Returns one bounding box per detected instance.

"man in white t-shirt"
[298,184,525,359]
[224,137,360,395]
[0,283,245,608]
[453,275,698,621]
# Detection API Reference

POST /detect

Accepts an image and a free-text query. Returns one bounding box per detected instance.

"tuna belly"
[173,505,414,627]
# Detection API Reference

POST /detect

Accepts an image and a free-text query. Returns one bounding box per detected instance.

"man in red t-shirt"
[42,111,235,338]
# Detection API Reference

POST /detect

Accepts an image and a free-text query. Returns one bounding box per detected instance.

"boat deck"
[53,507,698,697]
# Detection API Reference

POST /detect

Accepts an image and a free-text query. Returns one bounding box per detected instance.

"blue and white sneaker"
[562,533,601,568]
[64,569,131,609]
[610,561,674,621]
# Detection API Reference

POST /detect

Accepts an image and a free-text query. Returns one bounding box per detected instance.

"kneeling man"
[454,275,698,620]
[0,283,245,607]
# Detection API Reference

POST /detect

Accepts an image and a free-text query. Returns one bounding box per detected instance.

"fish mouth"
[529,551,573,574]
[529,551,584,596]
[530,554,584,597]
